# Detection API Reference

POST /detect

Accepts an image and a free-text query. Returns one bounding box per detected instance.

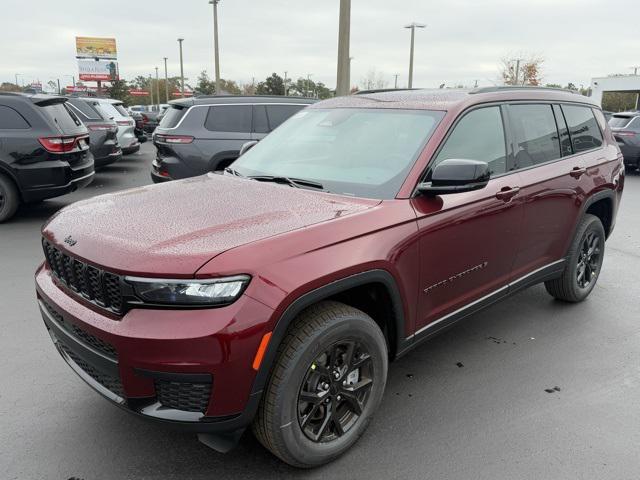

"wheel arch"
[250,269,408,397]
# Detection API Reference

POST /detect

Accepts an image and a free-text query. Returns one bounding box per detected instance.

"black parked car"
[151,96,315,182]
[609,111,640,169]
[66,97,122,168]
[0,93,94,222]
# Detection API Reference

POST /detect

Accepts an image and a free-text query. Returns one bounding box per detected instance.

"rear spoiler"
[30,95,67,107]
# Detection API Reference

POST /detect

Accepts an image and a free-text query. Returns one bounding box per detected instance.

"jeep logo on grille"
[64,235,77,247]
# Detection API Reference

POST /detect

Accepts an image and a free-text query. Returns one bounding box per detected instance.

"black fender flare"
[249,269,408,397]
[567,189,616,252]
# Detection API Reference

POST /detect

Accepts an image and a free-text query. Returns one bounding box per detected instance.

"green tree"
[195,71,216,95]
[500,55,544,85]
[256,73,285,95]
[0,82,22,92]
[602,92,639,112]
[107,79,132,105]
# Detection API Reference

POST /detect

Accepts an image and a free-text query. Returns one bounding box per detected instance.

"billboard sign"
[75,37,117,59]
[78,59,119,81]
[129,89,150,96]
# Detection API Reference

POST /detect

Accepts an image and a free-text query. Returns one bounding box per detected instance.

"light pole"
[163,57,169,103]
[15,73,21,87]
[155,67,160,109]
[284,71,288,96]
[209,0,221,94]
[394,74,399,89]
[306,74,313,97]
[335,0,351,96]
[404,22,425,89]
[148,74,153,109]
[513,58,522,85]
[178,38,185,98]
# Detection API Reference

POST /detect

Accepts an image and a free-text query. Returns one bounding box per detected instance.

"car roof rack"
[470,85,579,95]
[354,88,421,95]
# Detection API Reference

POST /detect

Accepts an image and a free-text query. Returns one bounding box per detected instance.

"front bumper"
[35,264,273,433]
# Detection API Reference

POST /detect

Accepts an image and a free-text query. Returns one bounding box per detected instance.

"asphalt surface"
[1,142,639,479]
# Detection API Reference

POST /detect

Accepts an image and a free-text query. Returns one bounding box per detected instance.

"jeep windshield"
[231,108,445,199]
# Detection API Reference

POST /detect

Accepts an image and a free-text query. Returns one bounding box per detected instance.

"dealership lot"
[1,142,640,479]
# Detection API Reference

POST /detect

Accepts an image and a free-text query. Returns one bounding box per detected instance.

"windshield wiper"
[224,167,246,177]
[249,175,325,191]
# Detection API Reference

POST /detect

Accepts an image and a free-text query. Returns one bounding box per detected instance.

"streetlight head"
[404,22,426,29]
[209,0,219,4]
[177,38,184,42]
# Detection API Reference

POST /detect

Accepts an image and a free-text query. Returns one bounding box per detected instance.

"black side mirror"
[239,140,258,157]
[417,159,490,195]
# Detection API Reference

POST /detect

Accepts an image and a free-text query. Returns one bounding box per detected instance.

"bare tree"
[360,68,388,90]
[500,55,544,86]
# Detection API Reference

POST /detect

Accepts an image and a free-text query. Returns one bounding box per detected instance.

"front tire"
[545,214,605,302]
[252,301,388,468]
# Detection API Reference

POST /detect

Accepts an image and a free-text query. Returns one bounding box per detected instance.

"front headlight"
[125,275,250,306]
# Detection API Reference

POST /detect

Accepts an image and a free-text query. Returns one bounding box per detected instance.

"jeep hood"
[42,174,379,276]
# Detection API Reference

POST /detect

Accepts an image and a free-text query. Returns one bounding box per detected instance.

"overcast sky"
[1,0,637,91]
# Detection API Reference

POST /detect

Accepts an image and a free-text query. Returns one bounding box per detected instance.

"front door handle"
[569,167,587,179]
[495,186,520,201]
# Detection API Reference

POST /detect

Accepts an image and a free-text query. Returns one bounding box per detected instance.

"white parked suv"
[95,99,140,155]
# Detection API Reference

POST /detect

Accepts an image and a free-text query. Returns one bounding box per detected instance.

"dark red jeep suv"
[35,87,624,467]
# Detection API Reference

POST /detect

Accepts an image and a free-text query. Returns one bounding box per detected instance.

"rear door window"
[562,105,603,154]
[205,105,252,133]
[553,104,573,156]
[432,106,507,176]
[252,105,269,133]
[266,104,305,130]
[159,106,187,128]
[0,105,30,129]
[508,104,561,168]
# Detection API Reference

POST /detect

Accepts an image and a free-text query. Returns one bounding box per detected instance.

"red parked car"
[35,87,623,467]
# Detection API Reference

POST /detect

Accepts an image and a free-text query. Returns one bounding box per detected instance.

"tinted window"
[509,104,561,168]
[114,104,129,117]
[609,115,632,128]
[0,105,30,129]
[252,105,269,133]
[553,104,573,156]
[159,106,187,128]
[39,102,83,133]
[67,99,102,120]
[95,102,122,120]
[266,105,305,130]
[433,106,506,176]
[562,105,603,153]
[205,105,252,133]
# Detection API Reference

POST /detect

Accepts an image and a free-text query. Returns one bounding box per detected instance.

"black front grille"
[43,240,124,314]
[42,301,117,360]
[155,380,212,413]
[60,343,124,397]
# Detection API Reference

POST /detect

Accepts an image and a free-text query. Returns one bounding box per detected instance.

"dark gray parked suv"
[151,96,315,182]
[609,111,640,169]
[66,97,122,168]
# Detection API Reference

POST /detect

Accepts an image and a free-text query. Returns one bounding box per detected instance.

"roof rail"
[470,85,579,95]
[354,88,421,95]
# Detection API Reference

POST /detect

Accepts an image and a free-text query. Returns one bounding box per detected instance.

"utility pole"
[209,0,221,94]
[15,73,20,87]
[163,57,169,103]
[631,66,640,76]
[404,22,426,89]
[155,67,160,110]
[514,58,522,85]
[474,79,479,88]
[148,74,153,109]
[394,74,399,89]
[178,38,185,98]
[306,74,313,97]
[284,71,288,96]
[57,78,61,94]
[335,0,351,96]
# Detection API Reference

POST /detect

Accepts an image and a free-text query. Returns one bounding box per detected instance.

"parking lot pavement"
[1,143,639,479]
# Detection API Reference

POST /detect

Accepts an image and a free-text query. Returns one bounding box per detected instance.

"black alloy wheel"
[297,340,373,442]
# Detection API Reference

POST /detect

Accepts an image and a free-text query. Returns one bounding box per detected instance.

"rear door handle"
[569,167,587,179]
[495,186,520,201]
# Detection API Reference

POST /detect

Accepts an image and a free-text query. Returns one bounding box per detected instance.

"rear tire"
[545,214,605,302]
[0,173,19,222]
[252,301,388,468]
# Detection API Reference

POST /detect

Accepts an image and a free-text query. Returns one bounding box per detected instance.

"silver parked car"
[95,99,140,155]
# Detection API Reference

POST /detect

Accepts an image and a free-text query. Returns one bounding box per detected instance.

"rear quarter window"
[205,105,252,133]
[114,104,129,117]
[0,105,30,129]
[562,105,603,154]
[159,106,187,128]
[67,99,102,120]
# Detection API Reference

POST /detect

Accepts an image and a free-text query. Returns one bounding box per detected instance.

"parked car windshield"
[232,108,444,199]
